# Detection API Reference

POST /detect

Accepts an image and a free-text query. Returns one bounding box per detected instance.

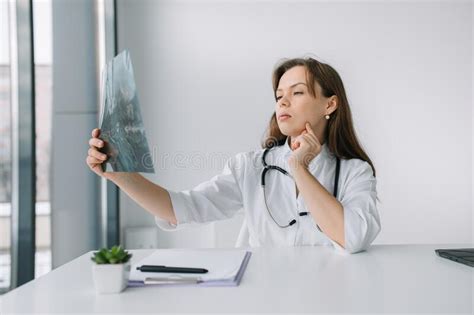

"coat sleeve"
[155,153,245,231]
[328,160,381,254]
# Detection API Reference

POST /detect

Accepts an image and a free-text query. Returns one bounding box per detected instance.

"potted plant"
[91,245,133,294]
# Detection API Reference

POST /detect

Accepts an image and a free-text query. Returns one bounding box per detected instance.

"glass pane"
[33,0,52,279]
[0,0,11,292]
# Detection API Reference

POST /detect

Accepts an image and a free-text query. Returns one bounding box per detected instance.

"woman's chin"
[279,126,301,137]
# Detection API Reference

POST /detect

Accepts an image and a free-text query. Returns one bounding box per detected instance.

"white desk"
[1,244,472,314]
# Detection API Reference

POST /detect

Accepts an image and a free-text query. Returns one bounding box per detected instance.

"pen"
[136,265,208,274]
[128,276,202,287]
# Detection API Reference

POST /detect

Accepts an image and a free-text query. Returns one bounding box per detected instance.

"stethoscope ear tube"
[261,168,268,186]
[334,157,340,199]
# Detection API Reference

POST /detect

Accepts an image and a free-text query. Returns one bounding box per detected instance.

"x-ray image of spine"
[99,50,155,173]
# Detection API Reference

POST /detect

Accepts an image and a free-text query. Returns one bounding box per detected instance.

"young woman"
[86,57,380,254]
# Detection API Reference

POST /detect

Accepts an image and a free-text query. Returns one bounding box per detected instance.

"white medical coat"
[155,141,381,254]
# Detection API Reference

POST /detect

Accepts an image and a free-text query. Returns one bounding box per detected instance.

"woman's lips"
[278,115,291,121]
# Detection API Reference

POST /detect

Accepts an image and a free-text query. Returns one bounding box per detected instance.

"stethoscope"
[261,145,341,231]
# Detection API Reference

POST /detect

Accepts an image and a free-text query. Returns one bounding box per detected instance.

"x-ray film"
[99,50,155,173]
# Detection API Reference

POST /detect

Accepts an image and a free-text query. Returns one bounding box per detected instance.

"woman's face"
[275,65,332,138]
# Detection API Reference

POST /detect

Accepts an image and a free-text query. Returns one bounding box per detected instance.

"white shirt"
[155,140,381,254]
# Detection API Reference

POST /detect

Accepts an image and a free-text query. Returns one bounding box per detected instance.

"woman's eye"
[276,92,302,101]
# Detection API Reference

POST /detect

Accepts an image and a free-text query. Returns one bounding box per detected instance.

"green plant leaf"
[94,254,107,264]
[91,245,132,264]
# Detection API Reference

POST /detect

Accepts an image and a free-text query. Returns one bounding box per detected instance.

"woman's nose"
[278,96,289,107]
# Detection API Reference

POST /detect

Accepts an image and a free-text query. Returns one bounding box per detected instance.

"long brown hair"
[262,57,376,177]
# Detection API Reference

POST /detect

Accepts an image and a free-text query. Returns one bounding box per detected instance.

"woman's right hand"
[86,128,112,180]
[87,128,176,224]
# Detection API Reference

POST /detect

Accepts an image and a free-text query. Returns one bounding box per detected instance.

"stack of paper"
[128,249,251,287]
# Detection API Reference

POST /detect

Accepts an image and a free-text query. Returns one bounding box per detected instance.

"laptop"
[435,248,474,267]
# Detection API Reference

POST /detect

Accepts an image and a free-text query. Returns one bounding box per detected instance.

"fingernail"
[98,141,103,146]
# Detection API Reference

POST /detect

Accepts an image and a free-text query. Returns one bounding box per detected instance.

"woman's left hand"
[289,122,323,169]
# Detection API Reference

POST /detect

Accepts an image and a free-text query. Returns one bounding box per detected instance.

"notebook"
[435,248,474,267]
[128,249,252,287]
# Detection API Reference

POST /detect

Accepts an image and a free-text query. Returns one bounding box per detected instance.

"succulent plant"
[91,245,132,264]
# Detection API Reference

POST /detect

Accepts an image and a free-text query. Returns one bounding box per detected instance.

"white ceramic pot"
[92,261,131,294]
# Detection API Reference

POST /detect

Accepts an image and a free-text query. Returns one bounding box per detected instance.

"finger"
[305,123,316,136]
[88,148,107,161]
[92,128,101,138]
[311,133,321,146]
[293,135,308,149]
[302,133,315,145]
[302,134,319,149]
[87,156,103,165]
[304,125,321,145]
[89,138,104,148]
[291,139,301,150]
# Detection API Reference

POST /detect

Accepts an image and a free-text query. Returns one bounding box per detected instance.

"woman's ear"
[326,95,338,114]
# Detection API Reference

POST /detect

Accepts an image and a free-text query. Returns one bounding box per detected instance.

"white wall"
[117,0,473,248]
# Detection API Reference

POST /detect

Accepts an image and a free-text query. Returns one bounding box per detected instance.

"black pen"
[136,265,208,274]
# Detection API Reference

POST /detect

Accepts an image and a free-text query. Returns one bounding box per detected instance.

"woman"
[86,57,381,254]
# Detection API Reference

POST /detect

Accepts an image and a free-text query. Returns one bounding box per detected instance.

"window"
[0,0,53,293]
[0,0,12,292]
[33,0,52,280]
